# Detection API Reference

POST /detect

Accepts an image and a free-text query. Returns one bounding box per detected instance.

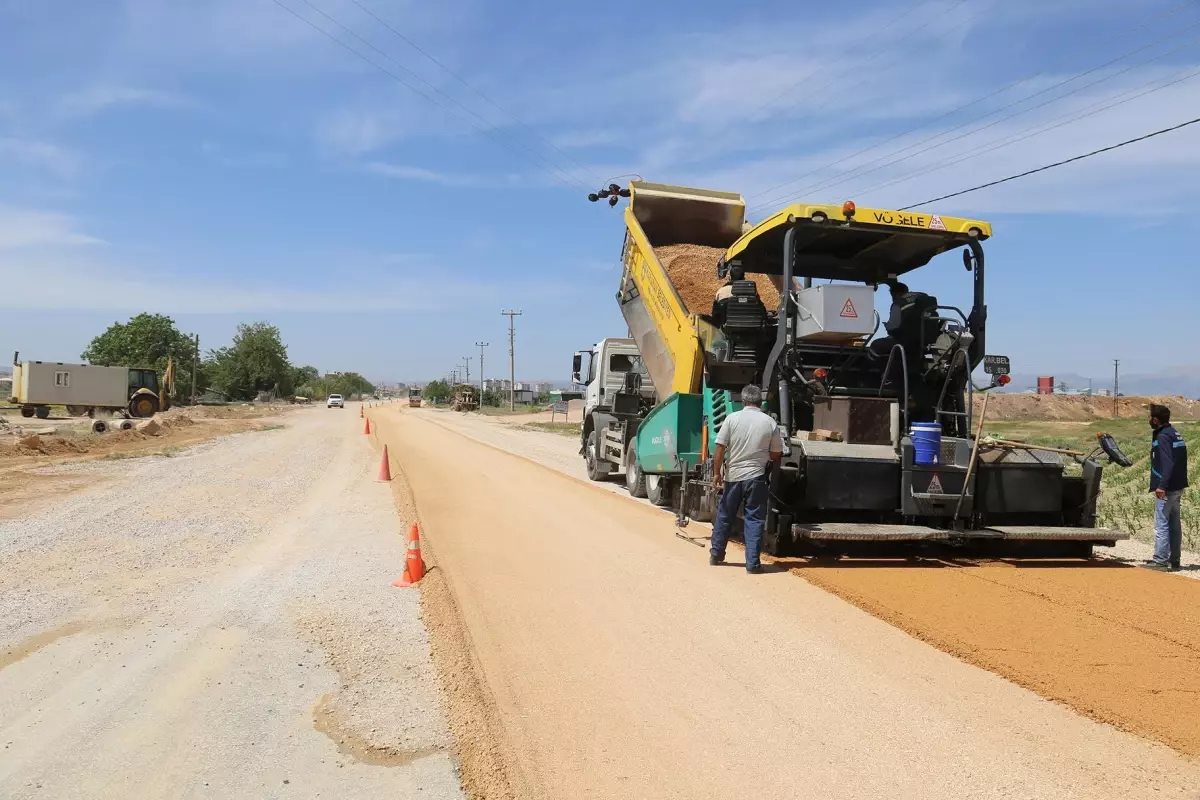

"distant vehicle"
[408,386,422,408]
[327,394,344,408]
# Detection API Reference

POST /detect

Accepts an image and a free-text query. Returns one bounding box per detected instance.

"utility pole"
[476,341,489,398]
[1112,359,1120,418]
[501,310,523,410]
[190,334,200,405]
[462,356,472,386]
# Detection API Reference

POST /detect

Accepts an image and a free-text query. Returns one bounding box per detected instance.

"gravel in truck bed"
[656,244,781,315]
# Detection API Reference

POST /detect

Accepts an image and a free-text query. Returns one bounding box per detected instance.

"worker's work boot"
[1143,561,1171,571]
[746,565,764,575]
[709,554,723,566]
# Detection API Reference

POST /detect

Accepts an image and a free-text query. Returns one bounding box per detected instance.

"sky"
[0,0,1198,386]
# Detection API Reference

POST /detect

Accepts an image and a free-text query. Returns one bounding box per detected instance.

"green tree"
[207,322,293,400]
[291,365,320,392]
[482,388,504,407]
[422,380,451,404]
[81,313,204,400]
[295,370,376,401]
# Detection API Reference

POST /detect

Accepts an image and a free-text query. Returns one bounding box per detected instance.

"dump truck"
[9,352,175,419]
[576,181,1130,556]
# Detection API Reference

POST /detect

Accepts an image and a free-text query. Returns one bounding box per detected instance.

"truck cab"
[572,338,656,489]
[573,338,651,418]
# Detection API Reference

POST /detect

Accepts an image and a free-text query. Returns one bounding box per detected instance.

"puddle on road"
[312,692,444,767]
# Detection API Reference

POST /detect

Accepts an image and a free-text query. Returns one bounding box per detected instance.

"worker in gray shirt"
[710,384,783,573]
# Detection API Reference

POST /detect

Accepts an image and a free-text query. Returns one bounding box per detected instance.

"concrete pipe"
[112,419,135,431]
[91,420,109,434]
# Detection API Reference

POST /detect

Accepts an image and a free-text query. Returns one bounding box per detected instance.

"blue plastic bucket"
[911,422,942,465]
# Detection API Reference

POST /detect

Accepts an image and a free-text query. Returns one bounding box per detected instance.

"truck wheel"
[585,430,606,482]
[646,474,673,507]
[129,394,159,418]
[35,406,51,419]
[625,443,647,498]
[20,407,35,418]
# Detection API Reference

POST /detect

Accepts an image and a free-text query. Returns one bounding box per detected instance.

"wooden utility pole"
[191,334,200,405]
[501,310,522,410]
[1112,359,1120,418]
[476,341,488,398]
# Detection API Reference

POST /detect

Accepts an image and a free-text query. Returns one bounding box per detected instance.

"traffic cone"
[378,445,392,482]
[364,417,371,435]
[392,524,426,587]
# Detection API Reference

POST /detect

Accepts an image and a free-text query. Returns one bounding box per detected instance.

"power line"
[750,26,1200,212]
[746,0,1198,205]
[343,0,602,185]
[895,115,1200,209]
[269,0,589,190]
[864,62,1200,203]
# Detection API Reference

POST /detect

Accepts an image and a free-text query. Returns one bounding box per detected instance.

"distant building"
[533,381,554,394]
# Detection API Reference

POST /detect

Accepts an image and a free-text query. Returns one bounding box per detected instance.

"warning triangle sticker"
[928,215,947,231]
[839,298,858,318]
[927,474,944,494]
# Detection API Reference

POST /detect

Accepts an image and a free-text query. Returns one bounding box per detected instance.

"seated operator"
[870,281,938,358]
[712,264,750,327]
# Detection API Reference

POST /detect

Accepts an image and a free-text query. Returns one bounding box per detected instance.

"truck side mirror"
[571,352,582,383]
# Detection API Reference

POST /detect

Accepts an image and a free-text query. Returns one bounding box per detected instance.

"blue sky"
[0,0,1197,385]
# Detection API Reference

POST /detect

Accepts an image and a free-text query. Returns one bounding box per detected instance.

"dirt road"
[373,407,1200,800]
[0,408,462,799]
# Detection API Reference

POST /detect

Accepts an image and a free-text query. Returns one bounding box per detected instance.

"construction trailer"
[575,182,1130,556]
[9,352,174,420]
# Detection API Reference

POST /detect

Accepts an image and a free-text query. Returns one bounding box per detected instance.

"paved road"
[0,408,462,799]
[376,406,1200,800]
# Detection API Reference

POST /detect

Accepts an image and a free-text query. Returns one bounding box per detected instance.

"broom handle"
[953,391,990,522]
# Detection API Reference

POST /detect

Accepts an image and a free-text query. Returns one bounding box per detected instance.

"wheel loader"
[576,182,1131,556]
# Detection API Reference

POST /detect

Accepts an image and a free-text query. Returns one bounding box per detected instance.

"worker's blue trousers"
[711,473,769,571]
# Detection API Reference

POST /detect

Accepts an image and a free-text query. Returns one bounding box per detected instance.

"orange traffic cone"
[392,524,426,587]
[378,445,392,482]
[364,417,371,435]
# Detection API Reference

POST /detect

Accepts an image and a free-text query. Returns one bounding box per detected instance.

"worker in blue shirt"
[1146,404,1189,571]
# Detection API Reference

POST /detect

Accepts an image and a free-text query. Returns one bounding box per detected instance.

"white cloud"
[55,86,193,119]
[0,254,486,313]
[0,207,105,249]
[365,161,477,185]
[0,138,83,178]
[316,108,416,154]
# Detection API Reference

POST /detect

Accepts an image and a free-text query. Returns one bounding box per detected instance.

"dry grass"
[520,422,580,437]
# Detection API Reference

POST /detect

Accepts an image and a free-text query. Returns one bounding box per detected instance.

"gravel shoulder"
[373,405,1200,799]
[0,406,462,799]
